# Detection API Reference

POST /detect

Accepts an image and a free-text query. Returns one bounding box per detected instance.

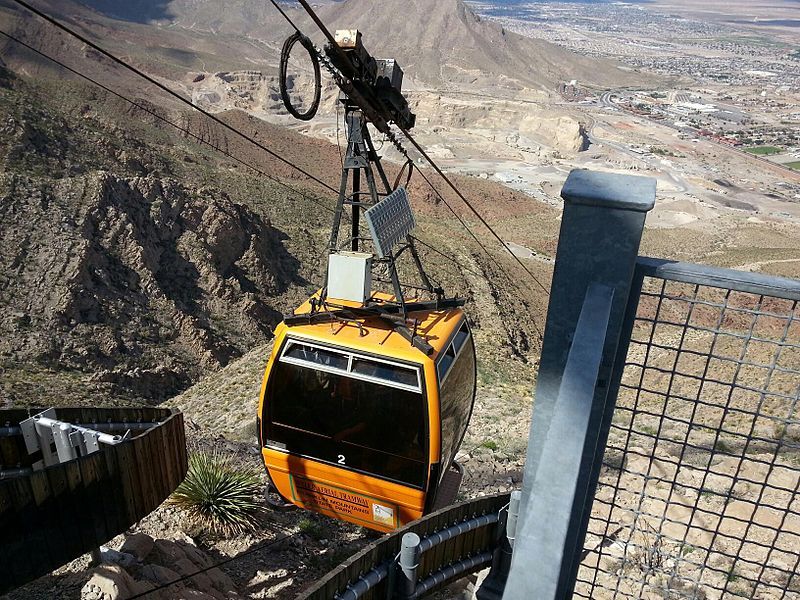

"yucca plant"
[170,451,262,536]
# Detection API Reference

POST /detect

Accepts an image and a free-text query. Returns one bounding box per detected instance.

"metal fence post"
[398,532,420,599]
[506,490,520,549]
[505,169,656,599]
[475,490,521,600]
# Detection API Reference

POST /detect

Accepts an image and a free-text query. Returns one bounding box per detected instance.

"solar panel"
[365,186,416,258]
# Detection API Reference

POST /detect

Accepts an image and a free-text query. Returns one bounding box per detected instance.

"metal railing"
[576,258,800,599]
[300,493,510,599]
[503,169,799,600]
[307,169,799,600]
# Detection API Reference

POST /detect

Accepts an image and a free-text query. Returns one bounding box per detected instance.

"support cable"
[0,28,336,216]
[13,0,540,307]
[266,0,302,34]
[9,0,340,197]
[384,129,546,330]
[409,235,481,277]
[412,163,495,260]
[379,129,497,267]
[388,137,544,339]
[384,134,534,301]
[287,0,551,296]
[399,126,550,294]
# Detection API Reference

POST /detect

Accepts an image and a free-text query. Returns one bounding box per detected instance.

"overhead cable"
[9,0,340,196]
[126,528,299,599]
[288,0,551,296]
[266,0,302,34]
[0,28,336,215]
[409,235,481,277]
[399,126,550,294]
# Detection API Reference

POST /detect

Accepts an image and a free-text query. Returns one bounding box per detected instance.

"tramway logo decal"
[289,475,399,527]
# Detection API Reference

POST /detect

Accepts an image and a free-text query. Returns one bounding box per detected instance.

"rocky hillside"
[1,172,296,399]
[0,0,655,93]
[0,0,659,172]
[315,0,650,91]
[0,67,556,408]
[52,0,650,90]
[0,73,323,403]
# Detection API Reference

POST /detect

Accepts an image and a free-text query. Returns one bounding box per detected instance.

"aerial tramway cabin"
[259,28,477,531]
[258,291,476,532]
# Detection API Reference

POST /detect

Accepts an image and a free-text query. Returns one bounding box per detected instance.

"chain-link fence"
[577,265,800,599]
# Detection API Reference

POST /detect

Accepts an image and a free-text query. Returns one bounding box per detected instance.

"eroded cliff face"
[0,171,299,399]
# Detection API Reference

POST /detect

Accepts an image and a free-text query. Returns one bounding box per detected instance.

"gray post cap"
[561,169,656,212]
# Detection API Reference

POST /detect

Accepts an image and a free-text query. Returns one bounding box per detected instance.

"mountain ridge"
[315,0,651,90]
[4,0,654,92]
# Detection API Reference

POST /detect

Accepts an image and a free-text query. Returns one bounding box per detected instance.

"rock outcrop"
[0,170,299,399]
[81,534,241,600]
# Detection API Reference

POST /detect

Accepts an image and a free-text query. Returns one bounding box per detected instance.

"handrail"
[0,408,187,593]
[504,283,615,599]
[637,256,800,300]
[301,493,509,599]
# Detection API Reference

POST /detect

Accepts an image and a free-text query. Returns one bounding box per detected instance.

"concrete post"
[507,169,656,599]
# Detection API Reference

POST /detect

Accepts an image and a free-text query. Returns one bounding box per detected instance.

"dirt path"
[734,257,800,272]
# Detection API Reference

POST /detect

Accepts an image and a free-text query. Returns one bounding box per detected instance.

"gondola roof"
[285,291,466,362]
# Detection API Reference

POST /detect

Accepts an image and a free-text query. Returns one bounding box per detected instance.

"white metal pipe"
[33,417,124,445]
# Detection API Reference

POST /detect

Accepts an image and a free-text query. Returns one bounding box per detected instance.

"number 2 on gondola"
[337,455,346,464]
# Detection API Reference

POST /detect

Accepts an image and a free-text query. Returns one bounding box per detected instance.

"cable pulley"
[279,32,321,121]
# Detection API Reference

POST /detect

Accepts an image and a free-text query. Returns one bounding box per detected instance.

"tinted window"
[437,344,456,381]
[264,359,428,488]
[284,344,349,370]
[352,357,418,388]
[439,331,476,472]
[452,322,470,354]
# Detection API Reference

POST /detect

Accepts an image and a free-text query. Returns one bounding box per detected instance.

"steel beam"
[504,169,656,599]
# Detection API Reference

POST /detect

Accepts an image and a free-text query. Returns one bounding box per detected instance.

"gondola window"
[265,340,428,488]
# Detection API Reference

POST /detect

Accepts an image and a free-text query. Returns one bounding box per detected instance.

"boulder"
[178,540,215,569]
[120,533,155,561]
[172,590,220,600]
[141,563,184,589]
[206,567,237,594]
[172,557,222,598]
[80,565,136,600]
[153,538,189,566]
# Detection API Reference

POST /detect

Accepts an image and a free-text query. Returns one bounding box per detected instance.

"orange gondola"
[259,27,477,531]
[258,292,475,531]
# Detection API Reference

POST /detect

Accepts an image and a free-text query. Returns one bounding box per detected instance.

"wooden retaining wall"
[0,408,187,593]
[300,493,511,600]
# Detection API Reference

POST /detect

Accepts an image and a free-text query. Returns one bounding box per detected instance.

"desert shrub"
[298,517,325,540]
[170,451,262,535]
[480,439,499,452]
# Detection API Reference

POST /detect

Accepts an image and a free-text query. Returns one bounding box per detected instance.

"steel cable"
[9,0,340,197]
[0,29,336,216]
[10,0,541,309]
[125,528,300,599]
[286,0,551,296]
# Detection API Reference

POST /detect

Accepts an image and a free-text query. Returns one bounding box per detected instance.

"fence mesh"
[575,274,800,599]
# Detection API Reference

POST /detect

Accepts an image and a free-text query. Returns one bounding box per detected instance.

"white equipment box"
[327,251,372,304]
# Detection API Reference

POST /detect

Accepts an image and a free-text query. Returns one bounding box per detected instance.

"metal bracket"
[20,408,130,470]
